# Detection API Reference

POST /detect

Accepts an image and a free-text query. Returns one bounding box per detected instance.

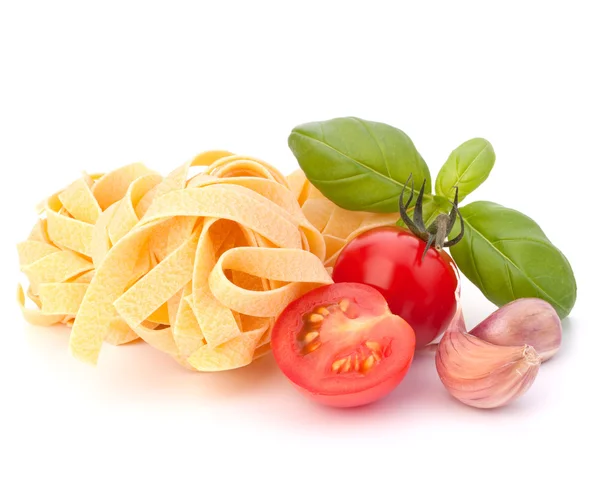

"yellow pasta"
[287,170,400,267]
[17,152,400,372]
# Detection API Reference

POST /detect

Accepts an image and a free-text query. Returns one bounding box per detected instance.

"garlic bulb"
[435,304,541,409]
[470,298,562,362]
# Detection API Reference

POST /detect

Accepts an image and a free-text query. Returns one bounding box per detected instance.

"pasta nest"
[17,151,398,371]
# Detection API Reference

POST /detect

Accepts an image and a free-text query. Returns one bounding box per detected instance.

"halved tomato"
[271,283,416,407]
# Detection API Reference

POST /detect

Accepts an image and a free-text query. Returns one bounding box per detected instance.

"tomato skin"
[332,226,458,349]
[271,283,416,408]
[298,365,412,408]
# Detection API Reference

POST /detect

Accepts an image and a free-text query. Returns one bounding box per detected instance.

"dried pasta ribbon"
[17,153,335,371]
[17,154,399,372]
[288,170,400,266]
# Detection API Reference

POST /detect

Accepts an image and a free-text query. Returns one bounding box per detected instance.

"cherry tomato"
[332,226,459,348]
[271,283,415,407]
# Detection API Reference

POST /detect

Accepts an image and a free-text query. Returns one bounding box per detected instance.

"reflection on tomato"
[271,283,416,407]
[332,226,459,348]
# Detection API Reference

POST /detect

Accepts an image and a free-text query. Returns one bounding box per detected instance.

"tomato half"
[271,283,415,407]
[332,226,459,349]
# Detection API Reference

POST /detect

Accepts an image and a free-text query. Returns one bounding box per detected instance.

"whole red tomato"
[332,226,459,348]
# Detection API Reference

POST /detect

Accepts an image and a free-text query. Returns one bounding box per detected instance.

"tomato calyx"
[399,175,465,259]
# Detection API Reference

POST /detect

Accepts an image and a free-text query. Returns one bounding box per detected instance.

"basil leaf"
[288,117,431,213]
[435,138,495,202]
[450,201,577,319]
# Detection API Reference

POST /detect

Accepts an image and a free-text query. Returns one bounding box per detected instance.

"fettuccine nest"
[17,151,398,371]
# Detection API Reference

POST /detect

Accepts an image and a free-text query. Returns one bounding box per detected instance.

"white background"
[1,1,598,478]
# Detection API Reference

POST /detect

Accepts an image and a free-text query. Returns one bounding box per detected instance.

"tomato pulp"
[332,226,459,348]
[271,283,416,407]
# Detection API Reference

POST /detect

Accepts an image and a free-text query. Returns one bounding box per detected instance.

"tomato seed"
[361,356,375,372]
[304,331,319,343]
[366,341,381,352]
[339,299,350,312]
[341,358,352,373]
[331,358,345,373]
[303,341,321,354]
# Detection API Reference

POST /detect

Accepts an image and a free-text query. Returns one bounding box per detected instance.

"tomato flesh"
[271,283,416,407]
[332,226,459,348]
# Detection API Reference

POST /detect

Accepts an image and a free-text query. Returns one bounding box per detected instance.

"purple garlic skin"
[470,298,562,362]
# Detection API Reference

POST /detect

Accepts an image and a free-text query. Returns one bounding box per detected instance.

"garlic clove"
[435,304,542,409]
[470,298,562,362]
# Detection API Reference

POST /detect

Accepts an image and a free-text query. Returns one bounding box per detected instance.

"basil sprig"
[288,117,577,318]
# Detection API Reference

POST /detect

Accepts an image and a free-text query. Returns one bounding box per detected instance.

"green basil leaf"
[435,138,495,202]
[450,201,577,319]
[288,117,431,213]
